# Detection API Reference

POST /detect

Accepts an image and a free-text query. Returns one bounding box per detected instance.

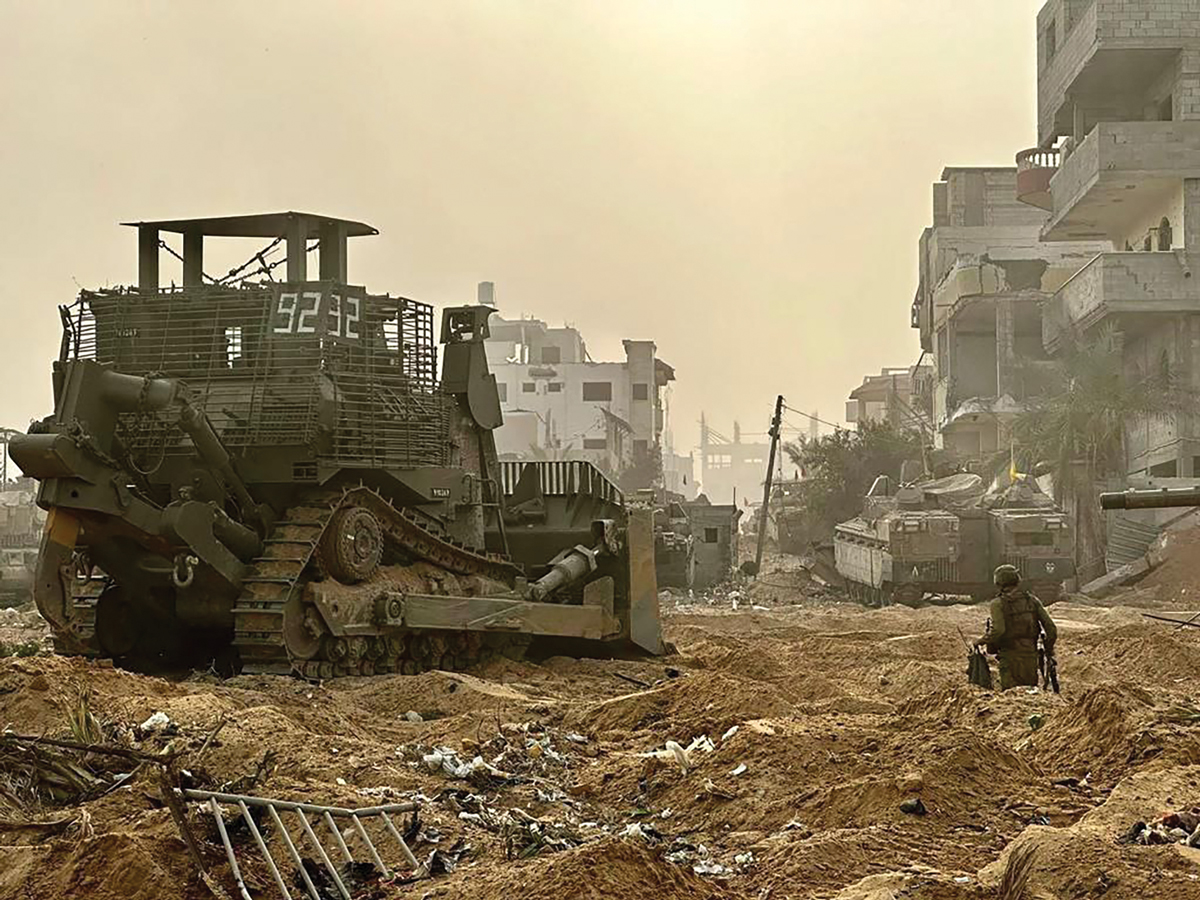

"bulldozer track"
[232,486,524,675]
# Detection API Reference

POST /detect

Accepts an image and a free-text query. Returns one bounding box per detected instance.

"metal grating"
[60,283,450,470]
[1106,516,1163,572]
[187,789,420,899]
[499,460,623,505]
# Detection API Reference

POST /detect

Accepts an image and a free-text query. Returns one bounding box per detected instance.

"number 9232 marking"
[274,287,360,339]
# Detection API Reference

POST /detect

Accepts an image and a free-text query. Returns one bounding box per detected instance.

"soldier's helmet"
[993,564,1021,588]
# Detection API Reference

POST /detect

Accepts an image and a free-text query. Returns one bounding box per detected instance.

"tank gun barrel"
[1099,486,1200,510]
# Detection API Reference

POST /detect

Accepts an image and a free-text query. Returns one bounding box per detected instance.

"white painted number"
[328,293,342,338]
[276,287,361,338]
[344,294,360,339]
[297,291,321,334]
[274,292,298,333]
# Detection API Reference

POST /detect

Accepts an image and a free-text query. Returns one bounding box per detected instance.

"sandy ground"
[3,563,1200,900]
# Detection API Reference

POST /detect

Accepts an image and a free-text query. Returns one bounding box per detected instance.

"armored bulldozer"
[0,478,44,607]
[11,212,662,675]
[834,473,1072,607]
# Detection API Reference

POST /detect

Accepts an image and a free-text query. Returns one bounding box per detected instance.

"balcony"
[1016,148,1060,211]
[1037,1,1100,143]
[1038,121,1200,242]
[1043,251,1200,351]
[1037,0,1183,146]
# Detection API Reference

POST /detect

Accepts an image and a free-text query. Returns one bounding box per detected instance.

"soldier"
[976,564,1057,690]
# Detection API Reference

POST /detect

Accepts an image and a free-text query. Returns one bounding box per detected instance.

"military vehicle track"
[233,486,526,676]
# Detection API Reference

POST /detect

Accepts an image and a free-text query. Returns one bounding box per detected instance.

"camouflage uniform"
[985,587,1057,690]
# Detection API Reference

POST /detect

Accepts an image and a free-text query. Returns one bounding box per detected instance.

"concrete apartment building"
[1017,0,1200,477]
[478,283,686,491]
[844,365,933,433]
[912,167,1106,461]
[698,417,771,507]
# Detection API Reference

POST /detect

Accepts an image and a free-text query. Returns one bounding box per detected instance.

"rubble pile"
[4,586,1200,898]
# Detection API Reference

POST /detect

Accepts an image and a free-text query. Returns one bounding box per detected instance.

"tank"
[10,212,663,675]
[981,479,1074,602]
[0,479,44,607]
[834,475,964,607]
[834,473,1073,607]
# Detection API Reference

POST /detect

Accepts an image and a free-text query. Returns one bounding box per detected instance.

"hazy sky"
[0,0,1045,454]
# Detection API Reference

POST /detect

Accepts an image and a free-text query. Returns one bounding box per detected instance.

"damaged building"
[912,167,1106,462]
[1018,0,1200,478]
[479,282,692,494]
[845,365,932,433]
[698,417,772,507]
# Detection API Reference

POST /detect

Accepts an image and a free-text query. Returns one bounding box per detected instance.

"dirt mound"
[979,765,1200,900]
[0,829,201,900]
[1065,623,1200,687]
[9,595,1200,899]
[450,840,738,900]
[341,669,534,720]
[1034,684,1200,787]
[570,671,796,738]
[1139,525,1200,603]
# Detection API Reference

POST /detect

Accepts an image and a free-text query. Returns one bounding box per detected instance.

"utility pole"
[754,395,784,577]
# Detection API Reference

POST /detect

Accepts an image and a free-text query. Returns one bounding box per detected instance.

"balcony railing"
[1015,147,1059,211]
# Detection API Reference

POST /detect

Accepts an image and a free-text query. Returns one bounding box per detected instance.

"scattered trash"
[1122,807,1200,846]
[643,735,716,773]
[405,711,424,723]
[1028,714,1045,731]
[721,725,739,742]
[426,840,471,875]
[422,747,510,782]
[729,763,747,777]
[139,711,171,733]
[900,798,928,816]
[565,733,588,744]
[693,860,731,877]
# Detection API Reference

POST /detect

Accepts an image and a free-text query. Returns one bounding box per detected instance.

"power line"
[780,404,847,433]
[780,405,923,451]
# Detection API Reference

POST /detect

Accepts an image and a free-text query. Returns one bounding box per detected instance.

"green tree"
[1011,324,1189,493]
[782,420,924,540]
[1011,324,1193,580]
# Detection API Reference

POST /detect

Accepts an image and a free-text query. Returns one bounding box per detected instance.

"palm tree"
[1011,323,1193,579]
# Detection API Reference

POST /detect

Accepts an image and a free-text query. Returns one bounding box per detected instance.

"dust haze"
[0,0,1043,445]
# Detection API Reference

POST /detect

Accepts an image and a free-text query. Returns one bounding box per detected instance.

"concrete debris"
[138,711,171,733]
[1080,557,1151,598]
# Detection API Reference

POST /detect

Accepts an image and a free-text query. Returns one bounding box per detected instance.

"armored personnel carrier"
[834,473,1072,607]
[11,212,662,675]
[0,478,44,607]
